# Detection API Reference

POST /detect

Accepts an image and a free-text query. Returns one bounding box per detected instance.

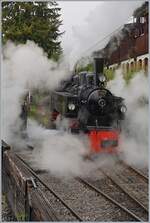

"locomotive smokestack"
[94,58,104,85]
[94,58,104,74]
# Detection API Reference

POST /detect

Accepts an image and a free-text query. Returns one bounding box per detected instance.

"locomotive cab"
[73,75,79,86]
[86,73,96,87]
[79,71,87,86]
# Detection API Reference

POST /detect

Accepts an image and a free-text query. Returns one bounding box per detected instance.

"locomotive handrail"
[87,126,118,131]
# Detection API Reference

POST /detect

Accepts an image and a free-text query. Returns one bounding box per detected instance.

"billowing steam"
[2,41,149,176]
[2,0,148,175]
[2,41,70,144]
[2,41,95,176]
[60,1,144,68]
[108,70,149,167]
[26,119,89,176]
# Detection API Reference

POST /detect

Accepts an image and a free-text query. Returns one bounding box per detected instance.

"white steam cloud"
[2,0,148,176]
[26,119,89,176]
[60,1,144,67]
[2,41,95,176]
[2,41,70,144]
[2,41,148,176]
[108,70,149,167]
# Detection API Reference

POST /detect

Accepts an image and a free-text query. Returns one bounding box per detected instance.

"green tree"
[2,1,63,60]
[133,1,148,18]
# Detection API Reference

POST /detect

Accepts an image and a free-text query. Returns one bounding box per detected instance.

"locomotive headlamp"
[99,75,106,83]
[120,105,127,113]
[68,103,76,111]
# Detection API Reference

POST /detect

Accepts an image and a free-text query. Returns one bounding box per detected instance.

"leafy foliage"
[133,1,148,18]
[123,70,136,84]
[75,63,94,73]
[2,1,63,60]
[104,68,115,81]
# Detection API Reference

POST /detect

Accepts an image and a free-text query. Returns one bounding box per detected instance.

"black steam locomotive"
[51,58,127,154]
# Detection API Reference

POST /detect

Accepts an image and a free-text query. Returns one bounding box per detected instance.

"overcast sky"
[57,1,145,67]
[58,1,104,48]
[58,1,101,31]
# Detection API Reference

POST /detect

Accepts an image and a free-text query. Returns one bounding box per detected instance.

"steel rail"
[16,154,83,221]
[37,186,60,221]
[119,160,148,182]
[76,177,143,222]
[99,168,148,216]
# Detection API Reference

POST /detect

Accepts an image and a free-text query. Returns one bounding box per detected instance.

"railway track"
[119,160,148,182]
[16,154,83,221]
[77,177,145,221]
[133,166,148,178]
[16,153,148,221]
[80,168,148,221]
[101,159,149,210]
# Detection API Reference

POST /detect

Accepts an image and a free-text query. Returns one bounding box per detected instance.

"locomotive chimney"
[94,58,104,85]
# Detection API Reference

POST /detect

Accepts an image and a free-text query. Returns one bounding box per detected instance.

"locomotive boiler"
[50,58,127,154]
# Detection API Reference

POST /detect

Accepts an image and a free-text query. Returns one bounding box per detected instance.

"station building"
[95,2,148,74]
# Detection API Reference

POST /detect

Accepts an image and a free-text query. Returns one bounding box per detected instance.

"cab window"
[87,75,94,86]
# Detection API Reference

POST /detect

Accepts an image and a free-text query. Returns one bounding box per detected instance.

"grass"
[28,104,37,117]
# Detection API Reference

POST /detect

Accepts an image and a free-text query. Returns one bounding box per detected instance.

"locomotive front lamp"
[99,75,106,83]
[120,105,127,113]
[68,103,76,111]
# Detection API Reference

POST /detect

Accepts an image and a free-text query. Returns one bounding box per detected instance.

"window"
[143,58,148,73]
[126,63,129,72]
[140,26,144,35]
[133,17,137,23]
[140,17,145,24]
[130,62,134,72]
[138,59,142,70]
[73,76,79,85]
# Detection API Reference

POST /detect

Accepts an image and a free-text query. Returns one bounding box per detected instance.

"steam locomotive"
[50,58,126,154]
